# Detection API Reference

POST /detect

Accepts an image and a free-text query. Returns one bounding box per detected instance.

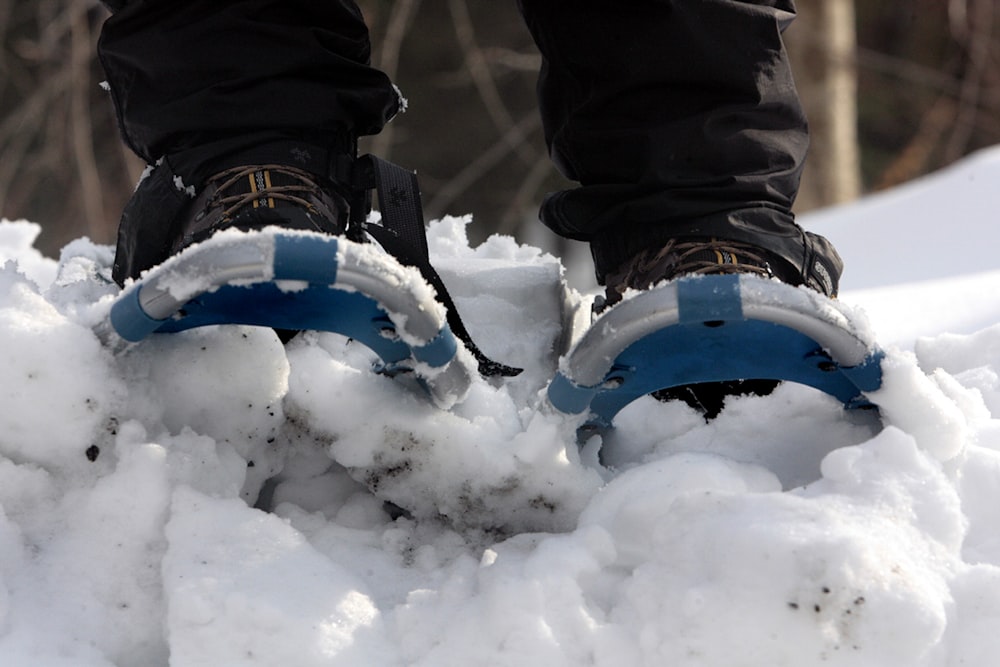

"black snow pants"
[98,0,840,286]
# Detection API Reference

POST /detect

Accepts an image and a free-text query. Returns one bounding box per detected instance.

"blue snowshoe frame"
[548,274,884,434]
[107,230,473,407]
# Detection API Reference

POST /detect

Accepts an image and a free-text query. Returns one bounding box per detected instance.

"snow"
[3,145,1000,665]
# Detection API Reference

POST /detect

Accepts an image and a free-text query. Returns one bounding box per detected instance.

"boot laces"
[620,238,772,287]
[604,238,775,308]
[208,164,325,223]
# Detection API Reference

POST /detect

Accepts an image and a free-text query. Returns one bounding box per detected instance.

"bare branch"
[447,0,536,164]
[425,111,542,221]
[876,96,957,189]
[497,154,552,236]
[70,6,105,236]
[944,0,993,162]
[0,68,73,212]
[480,47,541,73]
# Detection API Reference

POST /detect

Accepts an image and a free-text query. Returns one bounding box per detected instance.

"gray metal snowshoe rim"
[112,232,471,408]
[563,276,874,389]
[135,236,445,342]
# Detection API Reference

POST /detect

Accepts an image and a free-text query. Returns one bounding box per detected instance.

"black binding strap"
[352,154,521,378]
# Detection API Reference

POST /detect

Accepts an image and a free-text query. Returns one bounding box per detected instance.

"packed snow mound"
[2,142,1000,667]
[804,144,1000,291]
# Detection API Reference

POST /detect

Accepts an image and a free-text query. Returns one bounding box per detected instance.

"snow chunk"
[163,487,395,666]
[0,264,121,473]
[870,350,969,461]
[118,325,289,502]
[0,220,58,289]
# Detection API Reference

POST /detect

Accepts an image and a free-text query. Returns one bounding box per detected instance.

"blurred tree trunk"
[787,0,862,212]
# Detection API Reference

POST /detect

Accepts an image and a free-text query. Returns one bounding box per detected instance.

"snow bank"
[804,145,1000,291]
[3,146,1000,665]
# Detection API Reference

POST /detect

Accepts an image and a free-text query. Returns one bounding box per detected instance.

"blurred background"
[1,0,997,264]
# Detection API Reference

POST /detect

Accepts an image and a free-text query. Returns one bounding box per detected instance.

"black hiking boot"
[112,154,356,287]
[601,237,837,418]
[167,163,351,345]
[171,164,349,253]
[601,237,819,307]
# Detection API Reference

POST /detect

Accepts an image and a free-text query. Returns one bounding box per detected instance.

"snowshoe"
[97,155,521,409]
[547,273,885,440]
[98,227,476,409]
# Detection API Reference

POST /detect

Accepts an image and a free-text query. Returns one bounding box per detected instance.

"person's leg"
[98,0,401,282]
[99,0,398,181]
[516,0,841,296]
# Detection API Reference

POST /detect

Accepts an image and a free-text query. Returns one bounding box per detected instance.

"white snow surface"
[3,146,1000,665]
